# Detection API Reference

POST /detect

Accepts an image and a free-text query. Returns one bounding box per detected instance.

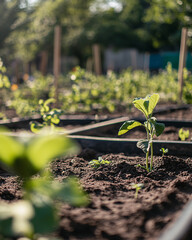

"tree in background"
[0,0,22,61]
[144,0,192,49]
[0,0,192,69]
[6,0,93,64]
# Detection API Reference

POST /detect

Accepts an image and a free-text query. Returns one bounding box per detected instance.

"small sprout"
[89,156,111,169]
[160,148,168,157]
[178,128,189,141]
[130,183,144,199]
[0,58,10,89]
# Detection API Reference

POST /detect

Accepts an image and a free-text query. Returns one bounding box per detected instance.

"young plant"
[0,129,88,239]
[130,183,144,199]
[89,156,111,169]
[118,93,165,172]
[0,58,10,89]
[160,148,168,157]
[30,98,62,133]
[178,128,189,141]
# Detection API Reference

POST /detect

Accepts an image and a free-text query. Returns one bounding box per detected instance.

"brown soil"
[1,150,192,240]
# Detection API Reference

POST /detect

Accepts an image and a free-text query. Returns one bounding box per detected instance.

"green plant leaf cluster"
[118,93,165,172]
[8,63,192,118]
[0,130,89,239]
[30,98,62,133]
[0,132,77,178]
[89,156,111,169]
[178,128,189,141]
[0,59,10,89]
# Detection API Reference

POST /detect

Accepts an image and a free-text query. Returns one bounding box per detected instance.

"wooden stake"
[53,25,61,106]
[93,44,102,75]
[178,27,188,102]
[86,57,93,72]
[40,51,48,76]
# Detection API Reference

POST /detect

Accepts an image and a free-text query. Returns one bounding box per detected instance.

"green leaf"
[118,120,143,135]
[27,133,79,172]
[30,121,44,133]
[31,195,57,234]
[179,128,189,141]
[153,121,165,137]
[26,176,89,207]
[39,99,44,105]
[0,133,24,166]
[147,93,159,116]
[133,93,159,117]
[132,98,148,117]
[57,177,89,207]
[44,98,55,107]
[160,148,168,154]
[136,139,149,153]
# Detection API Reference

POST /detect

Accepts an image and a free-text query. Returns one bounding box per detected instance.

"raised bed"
[66,116,192,156]
[0,105,192,240]
[0,114,111,130]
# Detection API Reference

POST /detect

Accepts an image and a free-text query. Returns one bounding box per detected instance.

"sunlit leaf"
[0,133,24,166]
[133,93,159,117]
[179,128,189,141]
[132,98,148,117]
[30,121,44,133]
[147,93,159,116]
[27,133,79,172]
[44,98,55,107]
[118,120,143,135]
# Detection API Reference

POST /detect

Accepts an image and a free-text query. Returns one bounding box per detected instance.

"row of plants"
[1,62,192,118]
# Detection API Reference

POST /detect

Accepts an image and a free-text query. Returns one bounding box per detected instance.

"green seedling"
[130,183,144,199]
[178,128,189,141]
[0,129,88,239]
[118,93,165,172]
[89,156,111,169]
[160,148,168,157]
[30,98,62,133]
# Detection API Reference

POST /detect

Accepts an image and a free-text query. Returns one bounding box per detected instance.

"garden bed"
[0,151,192,240]
[65,114,192,156]
[0,104,192,239]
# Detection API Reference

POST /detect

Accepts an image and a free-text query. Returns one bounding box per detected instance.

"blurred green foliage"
[6,63,192,118]
[0,130,88,239]
[0,0,192,65]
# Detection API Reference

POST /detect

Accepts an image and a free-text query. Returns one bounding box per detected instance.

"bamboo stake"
[53,25,61,106]
[178,27,188,102]
[93,44,102,75]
